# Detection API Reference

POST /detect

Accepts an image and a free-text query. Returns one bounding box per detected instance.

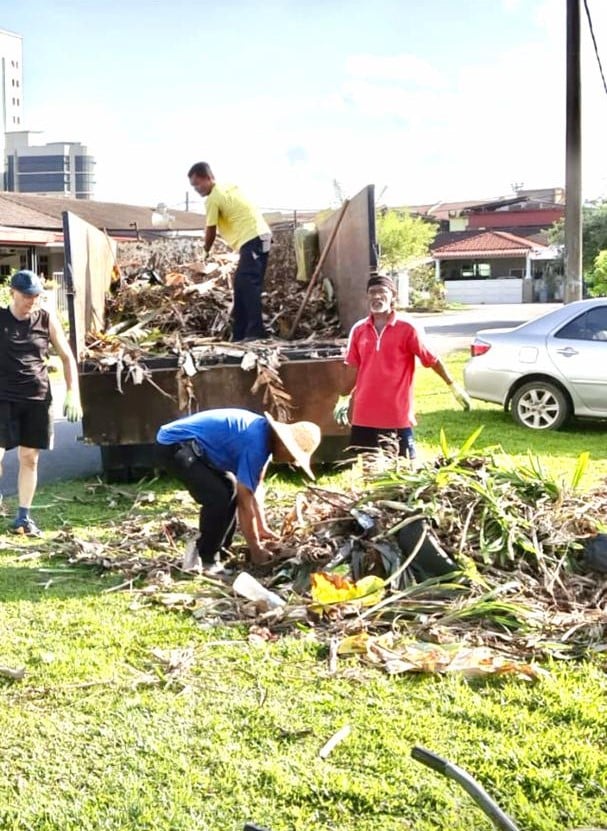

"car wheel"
[511,381,570,430]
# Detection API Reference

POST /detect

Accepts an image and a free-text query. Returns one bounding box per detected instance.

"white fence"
[51,271,69,318]
[444,278,523,304]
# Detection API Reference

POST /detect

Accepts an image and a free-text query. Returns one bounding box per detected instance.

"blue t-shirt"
[156,408,271,492]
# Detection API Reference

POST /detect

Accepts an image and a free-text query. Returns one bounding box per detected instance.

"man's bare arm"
[430,357,455,386]
[431,357,471,410]
[49,315,79,394]
[205,225,217,253]
[236,483,272,563]
[252,481,278,540]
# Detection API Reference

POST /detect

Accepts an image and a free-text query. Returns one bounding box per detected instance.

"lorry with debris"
[62,186,377,480]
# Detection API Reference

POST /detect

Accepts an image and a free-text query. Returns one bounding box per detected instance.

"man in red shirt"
[334,274,470,460]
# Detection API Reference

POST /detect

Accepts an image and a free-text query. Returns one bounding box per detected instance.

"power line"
[583,0,607,97]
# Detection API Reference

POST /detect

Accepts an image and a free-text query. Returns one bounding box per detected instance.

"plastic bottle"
[232,572,286,609]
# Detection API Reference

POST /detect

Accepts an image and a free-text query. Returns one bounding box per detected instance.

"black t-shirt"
[0,306,51,401]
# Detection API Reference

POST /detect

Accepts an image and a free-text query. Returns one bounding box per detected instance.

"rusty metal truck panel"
[80,355,349,463]
[317,184,377,332]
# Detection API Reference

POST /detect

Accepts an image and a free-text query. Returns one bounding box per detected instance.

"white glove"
[200,249,209,263]
[449,382,471,411]
[333,394,351,427]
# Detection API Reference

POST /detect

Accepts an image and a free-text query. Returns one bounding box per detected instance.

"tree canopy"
[549,201,607,295]
[548,201,607,296]
[377,209,437,273]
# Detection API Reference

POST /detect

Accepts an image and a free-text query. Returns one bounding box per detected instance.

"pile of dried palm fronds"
[105,235,342,350]
[30,436,607,679]
[264,224,298,285]
[83,335,296,420]
[80,236,343,415]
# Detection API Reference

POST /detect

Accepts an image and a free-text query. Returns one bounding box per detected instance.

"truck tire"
[100,444,157,483]
[511,381,570,431]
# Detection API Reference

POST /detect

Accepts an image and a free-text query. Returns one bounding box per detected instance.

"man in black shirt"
[0,270,82,535]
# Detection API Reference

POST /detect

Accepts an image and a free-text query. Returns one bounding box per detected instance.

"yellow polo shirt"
[205,183,270,252]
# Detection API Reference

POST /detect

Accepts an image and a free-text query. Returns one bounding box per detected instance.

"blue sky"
[2,0,607,212]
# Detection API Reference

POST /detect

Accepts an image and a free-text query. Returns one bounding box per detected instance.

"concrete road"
[0,382,101,498]
[413,302,562,354]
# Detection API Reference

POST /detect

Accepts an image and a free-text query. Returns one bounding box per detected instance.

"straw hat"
[264,412,321,480]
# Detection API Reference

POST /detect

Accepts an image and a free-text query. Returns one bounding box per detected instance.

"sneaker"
[204,561,233,578]
[11,517,42,537]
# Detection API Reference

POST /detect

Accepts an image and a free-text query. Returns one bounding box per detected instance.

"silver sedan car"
[464,299,607,430]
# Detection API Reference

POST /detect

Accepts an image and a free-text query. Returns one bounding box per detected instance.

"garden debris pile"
[79,236,343,415]
[83,333,296,420]
[32,436,607,679]
[85,235,342,359]
[263,223,298,288]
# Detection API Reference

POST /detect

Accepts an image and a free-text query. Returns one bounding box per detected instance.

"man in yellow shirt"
[188,162,272,341]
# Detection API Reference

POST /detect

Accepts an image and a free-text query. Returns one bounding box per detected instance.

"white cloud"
[339,79,445,122]
[345,53,446,89]
[533,0,563,35]
[27,1,607,211]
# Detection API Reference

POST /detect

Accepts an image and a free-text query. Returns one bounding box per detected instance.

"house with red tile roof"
[0,191,205,279]
[405,189,564,237]
[402,189,565,304]
[431,229,562,304]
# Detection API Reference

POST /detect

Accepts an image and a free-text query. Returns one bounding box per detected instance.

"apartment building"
[4,131,95,198]
[1,27,95,198]
[0,27,24,179]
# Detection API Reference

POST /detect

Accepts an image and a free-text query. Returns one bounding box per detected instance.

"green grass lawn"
[413,351,607,489]
[1,352,607,831]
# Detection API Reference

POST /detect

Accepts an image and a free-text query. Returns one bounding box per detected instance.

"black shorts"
[0,398,54,451]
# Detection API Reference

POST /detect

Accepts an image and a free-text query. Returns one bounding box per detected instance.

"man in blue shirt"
[156,408,320,567]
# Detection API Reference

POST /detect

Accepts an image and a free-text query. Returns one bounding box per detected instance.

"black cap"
[11,270,44,296]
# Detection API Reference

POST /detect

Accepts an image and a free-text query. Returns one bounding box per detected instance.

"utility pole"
[564,0,583,303]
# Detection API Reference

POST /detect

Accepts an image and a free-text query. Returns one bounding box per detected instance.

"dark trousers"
[156,442,237,561]
[349,425,416,460]
[232,236,269,341]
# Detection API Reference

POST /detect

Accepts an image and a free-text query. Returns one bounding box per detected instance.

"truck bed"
[79,343,349,479]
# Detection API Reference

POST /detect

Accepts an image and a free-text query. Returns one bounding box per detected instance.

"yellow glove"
[449,382,471,411]
[333,394,351,427]
[63,389,83,422]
